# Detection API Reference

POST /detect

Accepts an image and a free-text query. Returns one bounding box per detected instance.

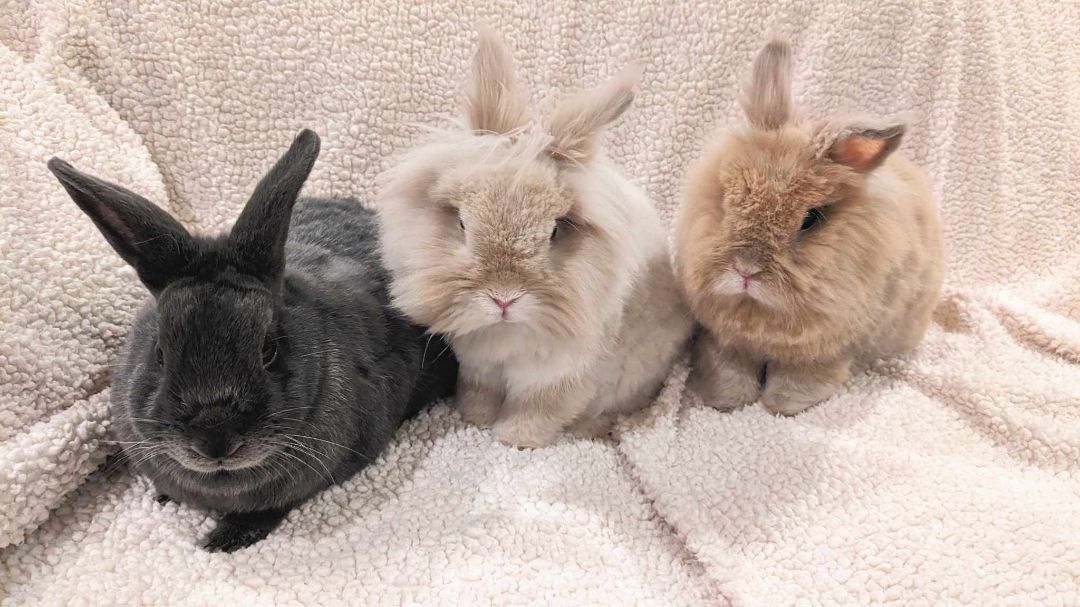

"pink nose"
[734,260,762,279]
[491,296,517,310]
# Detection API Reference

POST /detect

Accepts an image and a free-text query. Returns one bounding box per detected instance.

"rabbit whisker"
[278,436,337,482]
[282,433,372,462]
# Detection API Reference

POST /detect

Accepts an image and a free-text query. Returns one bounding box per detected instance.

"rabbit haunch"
[676,40,944,416]
[378,29,691,448]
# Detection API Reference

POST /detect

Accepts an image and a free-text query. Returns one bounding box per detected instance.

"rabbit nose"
[733,255,763,278]
[190,434,240,459]
[490,296,518,310]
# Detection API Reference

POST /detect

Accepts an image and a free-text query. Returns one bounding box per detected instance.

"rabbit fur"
[676,40,944,415]
[377,29,692,448]
[47,130,457,552]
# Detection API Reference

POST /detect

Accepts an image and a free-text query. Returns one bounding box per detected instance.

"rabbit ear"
[47,158,195,294]
[229,129,320,280]
[818,118,906,173]
[546,64,640,163]
[739,39,793,131]
[465,27,530,134]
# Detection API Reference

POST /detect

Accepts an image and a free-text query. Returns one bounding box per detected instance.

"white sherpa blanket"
[2,1,1079,605]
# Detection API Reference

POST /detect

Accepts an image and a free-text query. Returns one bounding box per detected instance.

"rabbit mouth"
[167,445,268,473]
[714,269,766,298]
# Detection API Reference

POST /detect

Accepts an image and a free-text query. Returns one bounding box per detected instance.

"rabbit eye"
[458,218,465,231]
[155,346,164,367]
[800,207,825,232]
[551,217,572,242]
[261,338,278,369]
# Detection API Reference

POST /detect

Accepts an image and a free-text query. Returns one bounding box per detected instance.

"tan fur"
[379,30,692,447]
[466,27,531,134]
[676,40,944,415]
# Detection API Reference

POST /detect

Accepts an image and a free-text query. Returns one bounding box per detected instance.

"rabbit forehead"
[157,280,274,349]
[719,129,841,216]
[449,163,572,226]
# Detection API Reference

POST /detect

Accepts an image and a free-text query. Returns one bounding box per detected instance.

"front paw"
[202,509,288,553]
[760,378,837,416]
[457,395,500,428]
[492,416,559,449]
[204,521,272,553]
[760,360,849,416]
[687,364,760,411]
[760,390,819,416]
[569,415,614,440]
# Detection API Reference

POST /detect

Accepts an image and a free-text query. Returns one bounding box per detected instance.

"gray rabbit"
[48,130,457,552]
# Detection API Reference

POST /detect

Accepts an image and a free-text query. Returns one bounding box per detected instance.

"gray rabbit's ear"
[465,27,531,135]
[739,39,794,131]
[814,116,907,173]
[229,129,320,280]
[545,63,640,163]
[47,158,196,294]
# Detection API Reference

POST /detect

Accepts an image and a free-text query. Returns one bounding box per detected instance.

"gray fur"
[48,130,457,552]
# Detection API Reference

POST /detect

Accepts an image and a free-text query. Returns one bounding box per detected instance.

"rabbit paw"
[456,382,503,428]
[203,509,288,553]
[760,360,849,416]
[492,416,559,449]
[457,397,500,428]
[688,363,761,411]
[760,388,821,416]
[569,415,615,440]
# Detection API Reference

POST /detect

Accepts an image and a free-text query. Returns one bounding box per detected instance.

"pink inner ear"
[95,199,138,244]
[830,135,888,172]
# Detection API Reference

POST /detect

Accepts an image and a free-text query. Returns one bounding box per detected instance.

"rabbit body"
[50,131,456,552]
[378,30,692,448]
[676,41,944,415]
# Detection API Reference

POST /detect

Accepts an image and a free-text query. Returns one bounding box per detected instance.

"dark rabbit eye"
[155,346,164,367]
[458,217,465,231]
[800,207,825,232]
[552,217,571,241]
[261,338,278,368]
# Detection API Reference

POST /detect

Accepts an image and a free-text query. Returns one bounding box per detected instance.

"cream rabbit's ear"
[739,39,794,131]
[545,63,641,163]
[465,27,531,135]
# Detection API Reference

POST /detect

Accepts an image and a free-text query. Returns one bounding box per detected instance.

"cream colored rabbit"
[377,29,692,447]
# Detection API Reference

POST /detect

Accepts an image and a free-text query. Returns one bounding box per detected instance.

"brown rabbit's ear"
[817,118,906,173]
[545,63,640,163]
[740,39,793,131]
[465,27,530,135]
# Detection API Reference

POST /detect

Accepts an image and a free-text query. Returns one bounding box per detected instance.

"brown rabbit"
[676,40,944,415]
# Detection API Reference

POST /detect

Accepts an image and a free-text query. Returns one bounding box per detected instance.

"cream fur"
[378,31,691,447]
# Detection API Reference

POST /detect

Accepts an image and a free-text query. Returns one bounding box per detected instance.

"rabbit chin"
[167,445,271,474]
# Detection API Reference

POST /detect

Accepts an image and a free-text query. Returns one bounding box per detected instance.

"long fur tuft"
[465,27,531,135]
[545,63,641,163]
[739,39,794,131]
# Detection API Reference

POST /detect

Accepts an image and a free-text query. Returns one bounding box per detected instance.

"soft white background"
[1,1,1078,605]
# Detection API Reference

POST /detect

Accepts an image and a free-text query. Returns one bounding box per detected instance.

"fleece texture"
[1,1,1078,605]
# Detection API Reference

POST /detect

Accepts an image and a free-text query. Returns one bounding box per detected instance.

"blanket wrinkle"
[2,0,1079,605]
